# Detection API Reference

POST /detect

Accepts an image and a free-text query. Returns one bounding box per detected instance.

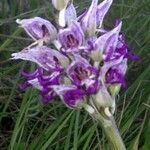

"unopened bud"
[52,0,70,11]
[108,85,121,97]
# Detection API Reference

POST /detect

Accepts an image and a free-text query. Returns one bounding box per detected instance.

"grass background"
[0,0,150,149]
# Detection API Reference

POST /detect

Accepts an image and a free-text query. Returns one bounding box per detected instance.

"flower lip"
[20,67,62,104]
[106,68,126,87]
[52,85,85,108]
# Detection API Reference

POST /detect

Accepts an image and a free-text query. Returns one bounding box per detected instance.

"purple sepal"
[95,21,122,59]
[16,17,57,43]
[11,46,68,71]
[96,0,113,28]
[59,21,84,53]
[65,3,77,25]
[80,0,98,36]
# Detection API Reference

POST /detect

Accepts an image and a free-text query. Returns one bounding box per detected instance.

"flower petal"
[52,85,85,108]
[11,46,69,71]
[21,67,61,104]
[95,21,122,59]
[97,0,113,28]
[59,21,84,53]
[65,3,77,25]
[67,56,100,95]
[16,17,57,42]
[80,0,98,37]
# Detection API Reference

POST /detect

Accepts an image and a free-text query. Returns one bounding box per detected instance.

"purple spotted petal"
[28,78,43,90]
[96,0,113,28]
[16,17,57,42]
[59,21,84,53]
[95,21,122,60]
[65,3,77,25]
[11,46,69,71]
[53,85,85,108]
[80,0,98,37]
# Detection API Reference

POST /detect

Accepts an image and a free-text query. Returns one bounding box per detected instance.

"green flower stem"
[84,105,126,150]
[96,114,126,150]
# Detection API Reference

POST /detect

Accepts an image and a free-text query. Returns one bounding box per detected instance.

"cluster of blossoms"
[11,0,138,112]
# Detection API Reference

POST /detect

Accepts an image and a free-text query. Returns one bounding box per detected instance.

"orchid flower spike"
[11,0,138,113]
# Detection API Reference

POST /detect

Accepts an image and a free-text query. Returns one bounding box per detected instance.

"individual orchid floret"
[96,0,113,28]
[105,58,127,97]
[20,68,62,104]
[92,21,122,62]
[59,21,84,53]
[94,83,115,109]
[52,85,85,108]
[16,17,57,43]
[11,46,69,71]
[80,0,98,37]
[67,56,100,95]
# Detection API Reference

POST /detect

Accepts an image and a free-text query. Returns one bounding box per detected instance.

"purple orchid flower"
[20,68,61,104]
[52,85,85,108]
[105,60,127,87]
[59,21,84,53]
[11,46,69,71]
[16,17,57,43]
[67,56,100,95]
[94,21,122,61]
[11,0,138,110]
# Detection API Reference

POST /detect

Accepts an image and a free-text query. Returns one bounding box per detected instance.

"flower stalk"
[97,113,126,150]
[85,105,126,150]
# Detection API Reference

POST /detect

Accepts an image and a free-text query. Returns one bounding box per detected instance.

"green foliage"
[0,0,149,149]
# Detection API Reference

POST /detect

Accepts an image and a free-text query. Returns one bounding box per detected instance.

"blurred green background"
[0,0,150,149]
